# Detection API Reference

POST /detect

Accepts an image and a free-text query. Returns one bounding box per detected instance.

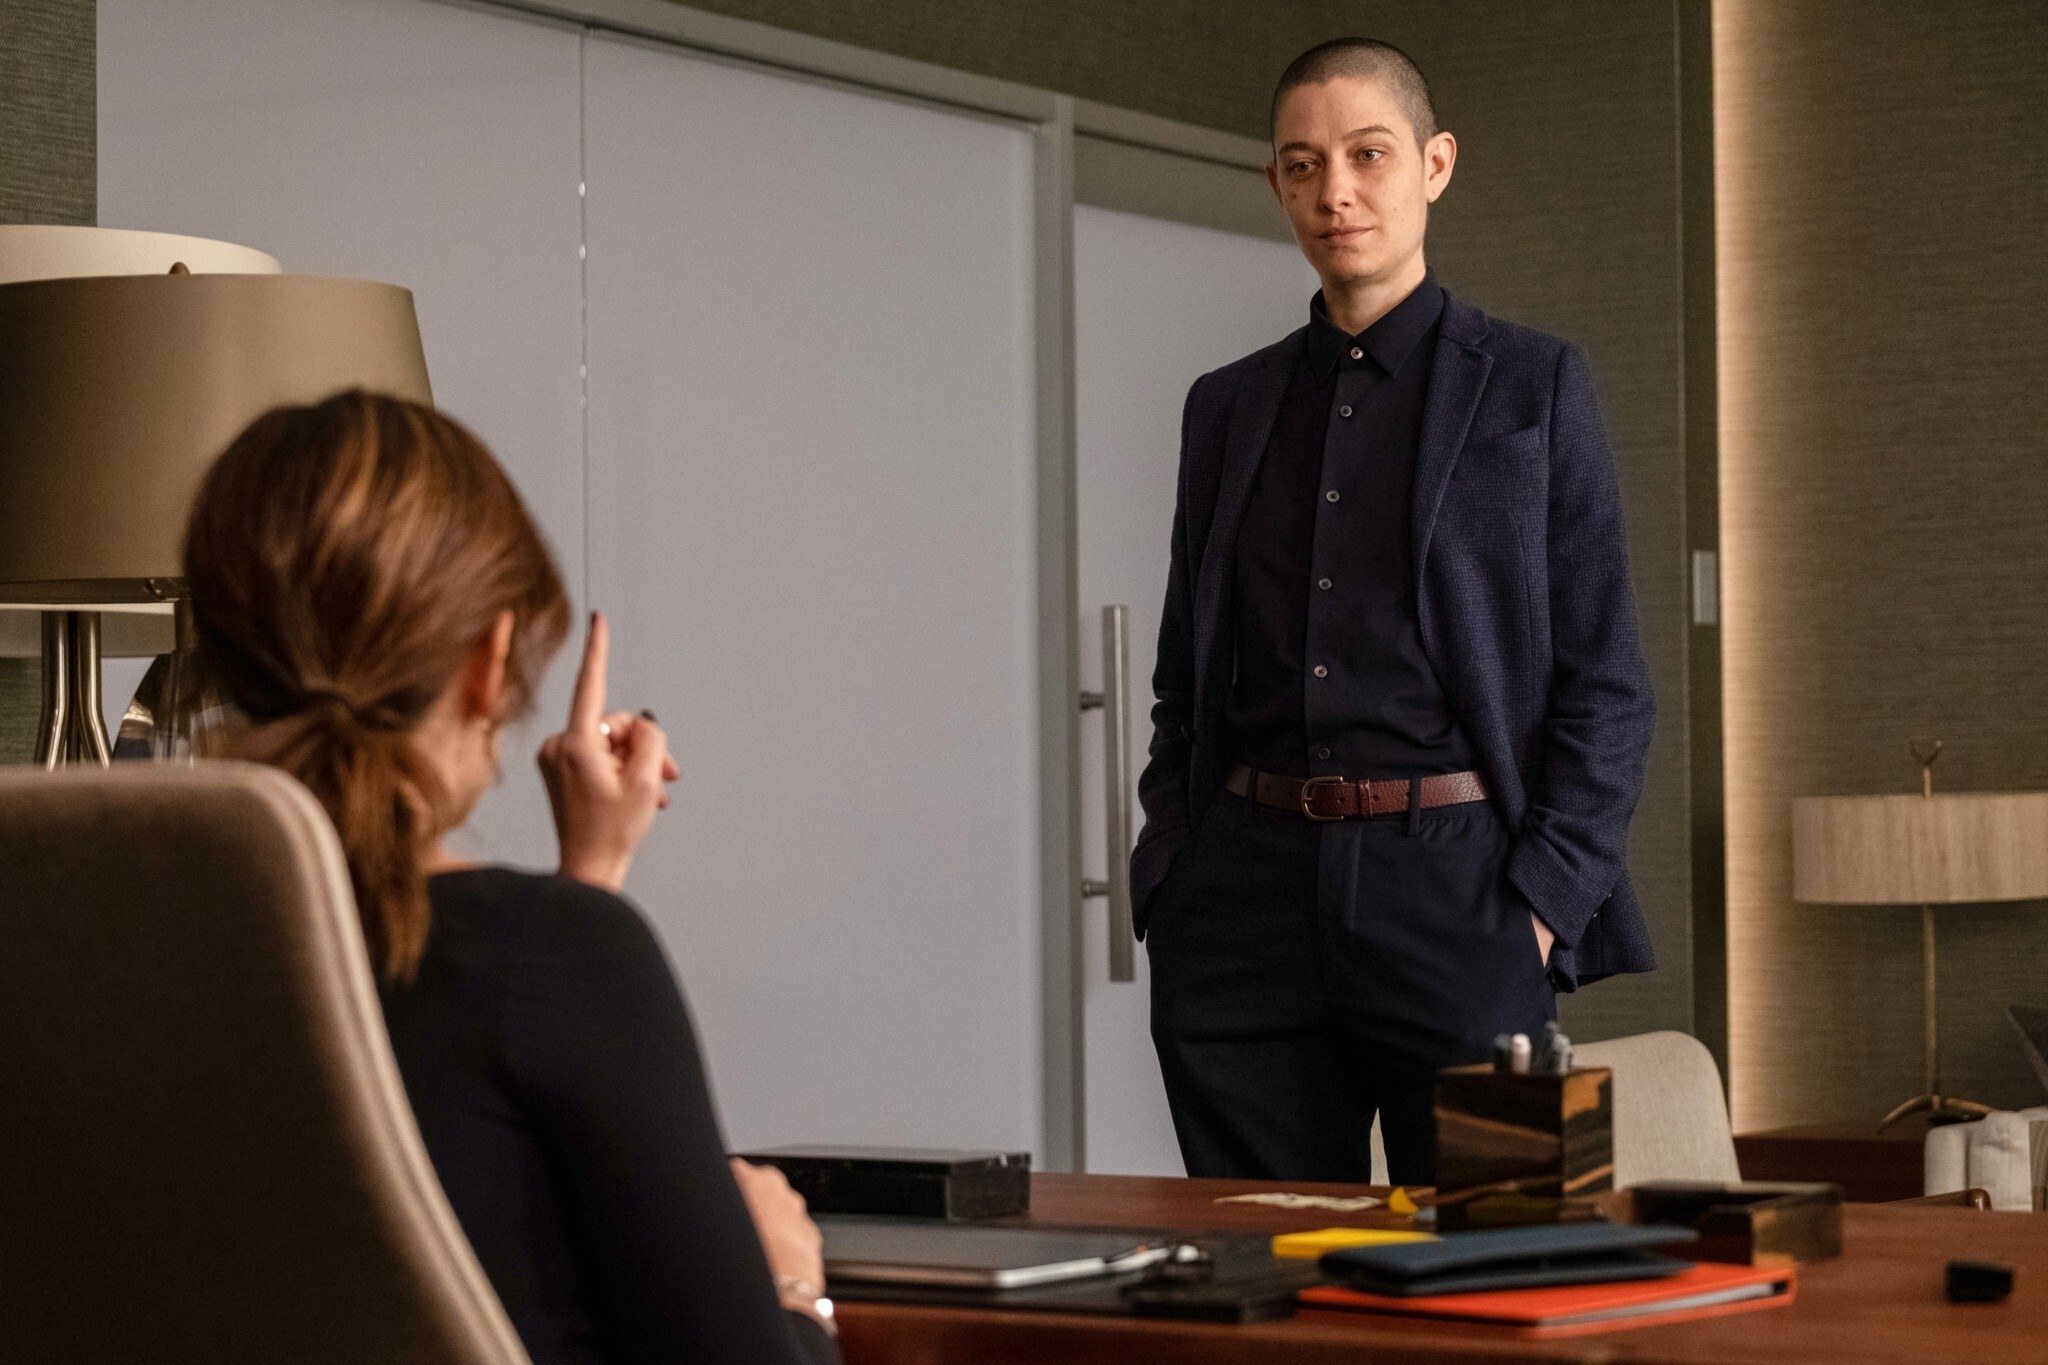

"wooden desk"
[835,1174,2046,1364]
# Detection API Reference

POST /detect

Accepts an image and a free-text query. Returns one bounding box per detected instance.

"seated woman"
[183,390,837,1364]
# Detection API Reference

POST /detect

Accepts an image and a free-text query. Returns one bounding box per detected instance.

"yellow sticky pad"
[1387,1186,1419,1217]
[1270,1227,1437,1259]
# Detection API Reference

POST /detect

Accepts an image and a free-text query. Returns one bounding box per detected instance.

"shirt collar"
[1305,272,1445,385]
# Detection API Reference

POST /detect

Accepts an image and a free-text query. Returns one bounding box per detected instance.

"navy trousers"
[1145,791,1554,1186]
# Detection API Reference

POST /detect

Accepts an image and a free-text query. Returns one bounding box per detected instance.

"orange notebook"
[1299,1261,1796,1339]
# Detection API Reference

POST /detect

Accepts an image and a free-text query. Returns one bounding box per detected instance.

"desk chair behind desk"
[0,763,528,1365]
[1575,1031,1743,1187]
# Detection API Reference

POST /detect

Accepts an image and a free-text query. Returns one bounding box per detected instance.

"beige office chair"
[0,763,528,1364]
[1575,1030,1743,1187]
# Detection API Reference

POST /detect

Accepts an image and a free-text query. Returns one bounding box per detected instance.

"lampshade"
[0,224,280,284]
[1792,793,2048,905]
[0,272,432,603]
[0,227,288,658]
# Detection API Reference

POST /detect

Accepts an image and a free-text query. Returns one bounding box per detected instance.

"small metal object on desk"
[1508,1032,1532,1074]
[1539,1022,1574,1075]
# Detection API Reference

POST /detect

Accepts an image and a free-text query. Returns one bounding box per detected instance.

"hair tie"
[299,688,404,733]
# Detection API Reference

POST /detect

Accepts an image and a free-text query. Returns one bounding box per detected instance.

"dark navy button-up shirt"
[1224,274,1477,780]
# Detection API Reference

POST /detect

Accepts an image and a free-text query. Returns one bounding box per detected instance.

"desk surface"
[835,1173,2046,1364]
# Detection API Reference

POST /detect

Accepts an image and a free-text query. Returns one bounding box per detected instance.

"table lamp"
[0,226,432,766]
[1793,740,2048,1130]
[0,227,283,756]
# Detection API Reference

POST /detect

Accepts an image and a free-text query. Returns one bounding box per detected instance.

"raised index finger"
[568,611,609,734]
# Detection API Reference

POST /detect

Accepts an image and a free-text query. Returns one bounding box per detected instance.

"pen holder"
[1432,1064,1614,1231]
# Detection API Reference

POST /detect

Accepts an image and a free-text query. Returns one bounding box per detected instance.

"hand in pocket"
[1529,910,1555,966]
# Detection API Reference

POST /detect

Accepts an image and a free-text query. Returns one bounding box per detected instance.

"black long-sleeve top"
[1225,275,1478,779]
[378,868,837,1365]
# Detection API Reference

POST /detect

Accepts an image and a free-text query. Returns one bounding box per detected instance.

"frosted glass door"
[582,36,1043,1155]
[1074,203,1316,1173]
[97,0,585,866]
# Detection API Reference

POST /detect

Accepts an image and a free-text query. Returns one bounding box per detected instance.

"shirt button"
[1338,405,1353,418]
[1318,577,1333,590]
[1318,746,1333,760]
[1325,489,1340,503]
[1349,346,1364,360]
[1313,665,1328,679]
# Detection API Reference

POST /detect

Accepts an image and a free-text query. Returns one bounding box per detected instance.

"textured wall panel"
[1360,3,1697,1047]
[0,0,95,762]
[0,0,93,224]
[0,660,35,763]
[1717,0,2048,1128]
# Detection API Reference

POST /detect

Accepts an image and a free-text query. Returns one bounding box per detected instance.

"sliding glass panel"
[1074,202,1315,1173]
[583,35,1043,1153]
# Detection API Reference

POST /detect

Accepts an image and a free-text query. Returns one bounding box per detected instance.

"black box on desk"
[737,1145,1030,1220]
[1621,1181,1843,1265]
[1433,1064,1613,1230]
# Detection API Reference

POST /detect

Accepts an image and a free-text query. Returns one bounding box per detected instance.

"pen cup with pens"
[1432,1023,1614,1231]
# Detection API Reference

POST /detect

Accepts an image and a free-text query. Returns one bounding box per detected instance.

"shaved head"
[1271,38,1437,148]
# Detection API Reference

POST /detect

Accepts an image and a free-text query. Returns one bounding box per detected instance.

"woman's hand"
[728,1159,830,1323]
[538,612,679,891]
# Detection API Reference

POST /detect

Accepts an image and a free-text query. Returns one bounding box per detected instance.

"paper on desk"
[1214,1192,1385,1212]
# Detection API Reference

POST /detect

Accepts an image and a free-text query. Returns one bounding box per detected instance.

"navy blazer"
[1130,292,1656,989]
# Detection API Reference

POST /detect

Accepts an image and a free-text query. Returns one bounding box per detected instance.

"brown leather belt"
[1224,764,1489,822]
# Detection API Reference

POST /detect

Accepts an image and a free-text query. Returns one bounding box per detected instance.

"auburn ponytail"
[239,702,446,977]
[184,392,569,980]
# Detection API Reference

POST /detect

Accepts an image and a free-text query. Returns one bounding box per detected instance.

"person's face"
[1267,75,1455,293]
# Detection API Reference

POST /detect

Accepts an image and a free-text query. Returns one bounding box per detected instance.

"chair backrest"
[1923,1106,2048,1210]
[0,763,529,1364]
[1574,1030,1742,1187]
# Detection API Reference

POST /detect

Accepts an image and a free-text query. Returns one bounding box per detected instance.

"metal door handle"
[1079,604,1135,982]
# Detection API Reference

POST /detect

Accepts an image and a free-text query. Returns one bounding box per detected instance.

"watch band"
[776,1274,838,1336]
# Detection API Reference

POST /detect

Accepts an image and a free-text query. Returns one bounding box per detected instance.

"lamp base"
[1878,1092,1995,1133]
[32,610,112,767]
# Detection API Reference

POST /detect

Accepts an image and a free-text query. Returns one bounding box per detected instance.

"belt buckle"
[1299,775,1348,822]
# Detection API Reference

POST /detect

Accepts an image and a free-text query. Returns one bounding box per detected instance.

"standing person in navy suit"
[1132,38,1656,1186]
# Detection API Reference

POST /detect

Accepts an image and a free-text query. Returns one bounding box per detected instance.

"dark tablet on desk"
[1322,1222,1700,1297]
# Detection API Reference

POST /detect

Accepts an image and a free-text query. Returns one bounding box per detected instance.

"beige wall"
[1717,0,2048,1127]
